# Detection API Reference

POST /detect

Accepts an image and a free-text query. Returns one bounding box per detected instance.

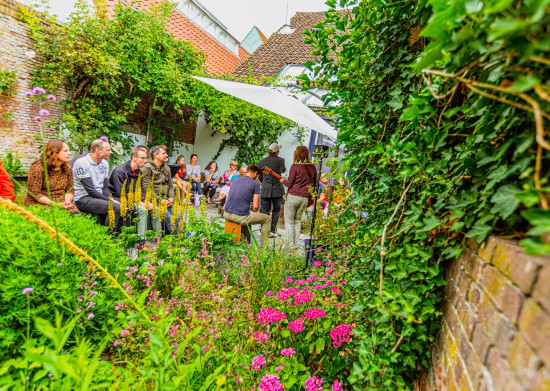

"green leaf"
[315,337,326,353]
[508,76,539,92]
[399,106,420,122]
[521,209,550,235]
[520,237,550,255]
[488,19,527,41]
[514,190,540,207]
[490,185,520,218]
[465,222,492,242]
[484,0,515,14]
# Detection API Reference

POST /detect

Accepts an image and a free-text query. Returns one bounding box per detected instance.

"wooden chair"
[224,220,251,243]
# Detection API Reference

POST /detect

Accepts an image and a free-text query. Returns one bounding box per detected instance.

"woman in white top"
[187,153,202,200]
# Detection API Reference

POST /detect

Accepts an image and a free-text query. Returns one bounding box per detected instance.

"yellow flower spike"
[120,179,128,218]
[127,179,135,212]
[108,196,116,231]
[0,199,150,322]
[135,175,142,206]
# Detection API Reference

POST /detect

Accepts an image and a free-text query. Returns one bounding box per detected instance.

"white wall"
[172,114,309,174]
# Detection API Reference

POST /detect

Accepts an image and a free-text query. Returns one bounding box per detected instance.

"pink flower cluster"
[305,376,323,391]
[251,354,266,370]
[294,290,314,304]
[258,307,287,325]
[332,380,344,391]
[280,347,295,357]
[329,324,353,348]
[253,331,269,343]
[276,287,300,301]
[288,317,304,333]
[304,308,327,320]
[330,285,343,295]
[259,374,284,391]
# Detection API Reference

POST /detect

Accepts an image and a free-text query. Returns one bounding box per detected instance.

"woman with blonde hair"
[24,139,78,212]
[280,145,317,248]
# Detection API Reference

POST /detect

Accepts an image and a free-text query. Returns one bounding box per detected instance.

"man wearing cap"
[259,143,286,237]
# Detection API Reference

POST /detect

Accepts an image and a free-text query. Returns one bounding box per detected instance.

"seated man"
[109,148,148,245]
[141,145,175,234]
[73,139,120,226]
[217,166,246,214]
[223,164,271,246]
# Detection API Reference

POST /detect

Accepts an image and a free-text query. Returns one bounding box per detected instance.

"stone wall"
[417,237,550,390]
[0,0,66,168]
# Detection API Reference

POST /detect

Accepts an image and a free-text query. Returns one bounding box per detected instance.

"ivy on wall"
[304,0,549,388]
[20,1,300,161]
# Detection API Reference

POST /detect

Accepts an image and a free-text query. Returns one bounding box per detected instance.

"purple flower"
[47,374,52,378]
[275,363,284,372]
[22,288,33,295]
[99,136,109,142]
[113,340,118,348]
[86,312,94,319]
[24,91,34,97]
[39,109,50,117]
[57,263,62,267]
[32,86,46,95]
[121,329,129,337]
[46,94,56,101]
[34,116,42,122]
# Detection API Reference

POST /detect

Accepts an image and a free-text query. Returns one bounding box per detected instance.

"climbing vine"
[20,1,301,161]
[304,0,549,388]
[0,69,17,121]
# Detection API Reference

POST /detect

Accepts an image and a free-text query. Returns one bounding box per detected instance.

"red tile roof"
[234,12,327,79]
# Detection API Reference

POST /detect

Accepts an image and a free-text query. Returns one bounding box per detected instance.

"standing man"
[141,145,174,234]
[258,143,286,237]
[224,164,271,246]
[73,138,119,225]
[109,148,148,245]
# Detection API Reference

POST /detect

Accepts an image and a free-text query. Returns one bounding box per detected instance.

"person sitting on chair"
[73,139,118,225]
[187,153,201,203]
[173,155,190,201]
[203,161,221,204]
[223,164,271,246]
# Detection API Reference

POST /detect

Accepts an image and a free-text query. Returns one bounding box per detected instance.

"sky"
[26,0,330,42]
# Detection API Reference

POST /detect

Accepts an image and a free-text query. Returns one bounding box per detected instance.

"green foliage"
[0,206,131,356]
[304,0,549,388]
[0,149,26,176]
[21,2,303,162]
[0,68,16,120]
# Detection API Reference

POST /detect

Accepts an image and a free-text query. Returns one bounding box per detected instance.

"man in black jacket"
[109,148,148,245]
[258,143,286,236]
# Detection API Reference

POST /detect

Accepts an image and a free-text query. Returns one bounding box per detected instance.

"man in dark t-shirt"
[224,164,271,246]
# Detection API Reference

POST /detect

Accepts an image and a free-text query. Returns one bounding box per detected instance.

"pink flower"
[330,285,342,295]
[99,136,109,142]
[259,374,284,391]
[276,287,299,301]
[253,331,269,342]
[329,324,353,348]
[288,317,304,333]
[275,363,284,372]
[24,91,34,97]
[34,116,42,122]
[313,260,322,267]
[120,329,129,337]
[303,308,327,320]
[285,276,293,284]
[113,340,118,348]
[22,287,33,295]
[332,380,343,391]
[258,307,287,325]
[294,290,313,305]
[251,354,266,371]
[265,291,274,297]
[304,376,323,391]
[39,109,50,117]
[280,347,295,357]
[46,94,56,101]
[32,86,46,95]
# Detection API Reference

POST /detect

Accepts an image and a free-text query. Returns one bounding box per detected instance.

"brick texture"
[416,237,550,390]
[0,0,67,168]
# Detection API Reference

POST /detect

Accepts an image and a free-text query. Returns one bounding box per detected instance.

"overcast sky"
[29,0,330,42]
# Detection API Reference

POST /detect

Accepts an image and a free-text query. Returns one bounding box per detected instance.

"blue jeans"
[191,181,202,196]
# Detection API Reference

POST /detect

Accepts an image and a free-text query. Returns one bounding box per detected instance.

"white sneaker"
[269,232,278,238]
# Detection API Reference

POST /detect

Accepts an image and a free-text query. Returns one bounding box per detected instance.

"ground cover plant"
[304,0,549,388]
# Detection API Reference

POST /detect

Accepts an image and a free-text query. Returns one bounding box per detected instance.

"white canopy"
[193,76,337,140]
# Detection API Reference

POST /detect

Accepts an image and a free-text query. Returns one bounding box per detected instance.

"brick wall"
[0,0,67,168]
[416,237,550,390]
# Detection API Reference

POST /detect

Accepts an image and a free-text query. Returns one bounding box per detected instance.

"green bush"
[0,206,132,356]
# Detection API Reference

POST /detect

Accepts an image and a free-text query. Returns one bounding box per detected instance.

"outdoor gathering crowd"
[0,138,349,250]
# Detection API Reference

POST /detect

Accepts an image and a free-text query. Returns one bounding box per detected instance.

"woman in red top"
[173,155,190,201]
[0,160,15,202]
[280,146,317,248]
